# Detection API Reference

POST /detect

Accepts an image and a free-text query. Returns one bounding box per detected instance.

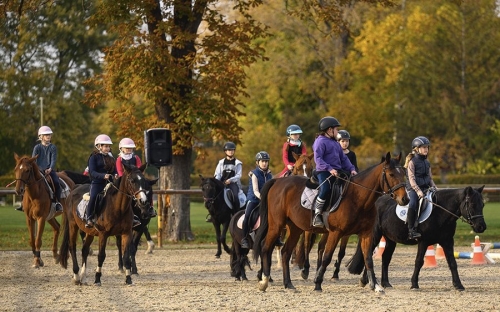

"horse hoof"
[374,285,385,294]
[301,272,309,280]
[94,282,102,286]
[258,282,268,292]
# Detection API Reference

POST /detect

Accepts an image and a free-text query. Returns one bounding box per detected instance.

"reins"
[202,181,224,205]
[423,193,482,226]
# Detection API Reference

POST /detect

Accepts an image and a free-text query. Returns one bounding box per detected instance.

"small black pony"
[228,210,252,280]
[200,174,238,258]
[347,186,486,291]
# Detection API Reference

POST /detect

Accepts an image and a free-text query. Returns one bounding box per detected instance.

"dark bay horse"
[200,175,236,258]
[14,153,75,268]
[347,186,486,290]
[228,209,252,281]
[253,152,409,292]
[60,163,153,285]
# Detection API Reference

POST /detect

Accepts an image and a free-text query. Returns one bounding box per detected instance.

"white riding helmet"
[119,138,136,149]
[38,126,53,136]
[94,134,113,146]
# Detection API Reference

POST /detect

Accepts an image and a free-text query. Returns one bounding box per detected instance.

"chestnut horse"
[13,153,75,268]
[253,152,409,292]
[60,163,154,285]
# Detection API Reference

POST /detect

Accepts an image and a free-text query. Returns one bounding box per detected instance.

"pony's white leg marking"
[374,284,385,294]
[145,240,155,254]
[259,275,270,292]
[125,269,131,276]
[78,263,86,283]
[96,266,102,273]
[276,247,282,269]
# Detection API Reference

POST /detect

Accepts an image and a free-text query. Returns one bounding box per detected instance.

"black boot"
[241,237,250,249]
[148,206,157,218]
[241,216,250,249]
[15,204,23,212]
[312,198,325,228]
[205,214,213,223]
[85,216,94,228]
[133,215,141,228]
[407,209,421,239]
[274,237,285,247]
[54,200,63,212]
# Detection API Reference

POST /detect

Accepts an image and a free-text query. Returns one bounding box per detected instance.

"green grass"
[1,202,499,251]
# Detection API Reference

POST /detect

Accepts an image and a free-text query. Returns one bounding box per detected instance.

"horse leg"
[380,239,397,288]
[94,235,109,286]
[410,243,427,290]
[116,235,124,273]
[79,234,94,285]
[143,226,155,254]
[33,218,46,268]
[121,233,134,285]
[281,225,302,290]
[213,222,223,258]
[301,231,317,280]
[221,220,231,255]
[332,235,349,280]
[276,227,287,269]
[440,240,464,290]
[359,234,384,293]
[314,232,345,291]
[46,217,61,264]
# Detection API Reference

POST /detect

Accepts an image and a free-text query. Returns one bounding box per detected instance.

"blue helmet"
[286,124,303,136]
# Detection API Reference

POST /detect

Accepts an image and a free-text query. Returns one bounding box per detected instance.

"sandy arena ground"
[0,243,499,312]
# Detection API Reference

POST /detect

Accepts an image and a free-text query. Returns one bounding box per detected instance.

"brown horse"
[253,152,409,292]
[60,163,154,285]
[13,153,75,268]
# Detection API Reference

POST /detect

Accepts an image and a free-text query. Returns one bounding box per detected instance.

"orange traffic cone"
[435,244,445,260]
[423,245,438,268]
[373,236,386,259]
[471,235,486,265]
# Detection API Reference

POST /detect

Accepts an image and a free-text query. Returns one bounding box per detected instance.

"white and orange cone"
[471,235,486,265]
[423,245,438,268]
[373,236,386,259]
[435,244,445,260]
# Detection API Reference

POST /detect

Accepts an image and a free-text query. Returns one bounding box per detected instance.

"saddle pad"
[395,192,433,223]
[77,199,89,220]
[224,189,247,209]
[301,187,318,210]
[236,214,260,231]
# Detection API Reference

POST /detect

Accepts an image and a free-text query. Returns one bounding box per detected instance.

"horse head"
[379,152,409,206]
[199,175,224,208]
[122,163,158,219]
[14,153,43,196]
[459,186,486,233]
[292,152,314,178]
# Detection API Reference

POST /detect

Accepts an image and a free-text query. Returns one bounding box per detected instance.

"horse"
[252,152,409,292]
[59,163,154,285]
[61,169,158,272]
[228,210,252,280]
[13,153,75,268]
[200,174,238,258]
[347,186,486,291]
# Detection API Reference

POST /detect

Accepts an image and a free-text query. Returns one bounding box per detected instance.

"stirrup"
[408,229,421,239]
[312,214,324,228]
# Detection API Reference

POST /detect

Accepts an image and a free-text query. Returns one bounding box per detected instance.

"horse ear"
[30,154,39,162]
[139,163,147,172]
[122,162,133,172]
[199,174,204,182]
[476,185,485,193]
[14,153,20,162]
[396,152,402,162]
[149,178,159,186]
[308,153,314,160]
[292,152,300,160]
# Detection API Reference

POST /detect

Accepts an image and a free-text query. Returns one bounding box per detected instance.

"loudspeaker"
[144,128,173,167]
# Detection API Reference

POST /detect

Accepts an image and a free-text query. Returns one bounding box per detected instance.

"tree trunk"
[160,148,194,241]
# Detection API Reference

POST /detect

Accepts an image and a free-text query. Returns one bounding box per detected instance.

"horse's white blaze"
[139,188,147,202]
[302,164,307,177]
[19,164,23,169]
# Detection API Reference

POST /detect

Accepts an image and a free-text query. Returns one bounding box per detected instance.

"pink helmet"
[38,126,53,136]
[94,134,113,146]
[119,138,136,149]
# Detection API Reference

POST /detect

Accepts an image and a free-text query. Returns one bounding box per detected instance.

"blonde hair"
[404,151,416,169]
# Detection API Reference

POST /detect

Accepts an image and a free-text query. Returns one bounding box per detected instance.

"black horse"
[347,186,486,291]
[200,174,237,258]
[229,210,252,280]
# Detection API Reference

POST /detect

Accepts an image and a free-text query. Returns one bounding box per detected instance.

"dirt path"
[1,245,499,311]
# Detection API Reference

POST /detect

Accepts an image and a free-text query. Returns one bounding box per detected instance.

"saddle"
[77,183,112,221]
[43,174,70,200]
[395,191,435,223]
[302,170,349,213]
[236,208,260,232]
[224,188,246,210]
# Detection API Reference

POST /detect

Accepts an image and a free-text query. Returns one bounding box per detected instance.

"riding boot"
[148,205,157,218]
[85,217,94,228]
[54,197,63,212]
[274,237,285,247]
[407,208,421,239]
[241,217,250,249]
[133,215,141,228]
[205,214,213,223]
[15,203,23,212]
[312,198,326,228]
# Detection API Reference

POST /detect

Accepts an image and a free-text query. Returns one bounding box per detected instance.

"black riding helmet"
[318,116,341,132]
[223,142,236,151]
[337,130,350,140]
[255,151,270,161]
[412,136,430,149]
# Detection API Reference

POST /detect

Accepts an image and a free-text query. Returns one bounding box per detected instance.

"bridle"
[424,192,484,226]
[107,172,149,208]
[15,161,44,187]
[202,181,223,206]
[292,159,312,177]
[335,162,406,199]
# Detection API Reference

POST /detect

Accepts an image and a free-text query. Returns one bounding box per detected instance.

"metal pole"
[39,97,43,126]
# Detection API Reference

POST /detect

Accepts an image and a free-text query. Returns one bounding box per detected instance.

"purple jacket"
[313,135,355,172]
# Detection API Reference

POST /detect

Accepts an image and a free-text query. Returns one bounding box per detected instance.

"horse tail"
[59,209,70,269]
[346,239,365,275]
[252,178,278,263]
